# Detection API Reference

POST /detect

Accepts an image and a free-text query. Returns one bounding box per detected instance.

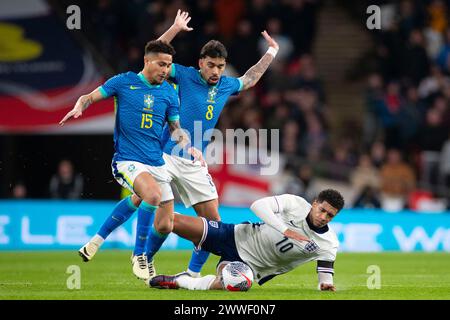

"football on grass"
[221,261,254,292]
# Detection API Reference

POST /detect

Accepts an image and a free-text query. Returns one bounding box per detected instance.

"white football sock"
[176,275,216,290]
[92,234,105,246]
[186,269,201,278]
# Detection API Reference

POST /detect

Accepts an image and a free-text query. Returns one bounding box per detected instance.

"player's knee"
[141,188,161,206]
[131,194,142,207]
[154,220,173,234]
[208,210,221,222]
[198,208,221,221]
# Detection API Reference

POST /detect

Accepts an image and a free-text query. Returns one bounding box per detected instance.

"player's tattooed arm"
[158,9,193,44]
[59,88,104,126]
[239,53,274,90]
[239,30,279,91]
[168,120,190,148]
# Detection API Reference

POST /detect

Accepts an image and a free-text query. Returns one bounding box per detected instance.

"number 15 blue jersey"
[100,71,180,166]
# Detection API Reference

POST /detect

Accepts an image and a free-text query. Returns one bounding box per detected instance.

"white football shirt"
[234,194,339,284]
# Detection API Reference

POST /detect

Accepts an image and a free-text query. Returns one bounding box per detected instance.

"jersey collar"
[198,70,219,87]
[138,72,161,88]
[306,213,329,234]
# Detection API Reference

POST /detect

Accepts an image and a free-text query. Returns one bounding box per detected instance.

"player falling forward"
[149,189,344,291]
[78,10,280,279]
[60,40,202,280]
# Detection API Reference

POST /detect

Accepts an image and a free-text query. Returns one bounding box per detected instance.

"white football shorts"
[112,160,174,202]
[163,153,218,207]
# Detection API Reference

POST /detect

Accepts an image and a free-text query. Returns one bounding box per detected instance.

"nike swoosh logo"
[129,85,141,90]
[290,220,299,228]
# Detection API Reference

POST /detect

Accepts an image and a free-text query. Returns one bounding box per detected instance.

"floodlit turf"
[0,251,449,300]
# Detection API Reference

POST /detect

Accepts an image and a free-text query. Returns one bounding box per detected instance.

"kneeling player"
[149,189,344,291]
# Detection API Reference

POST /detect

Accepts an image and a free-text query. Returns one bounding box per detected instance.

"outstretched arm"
[238,30,279,91]
[158,9,193,44]
[59,88,104,126]
[250,195,310,242]
[317,260,336,291]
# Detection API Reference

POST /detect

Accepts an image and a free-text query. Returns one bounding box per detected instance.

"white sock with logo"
[176,275,216,290]
[92,234,105,247]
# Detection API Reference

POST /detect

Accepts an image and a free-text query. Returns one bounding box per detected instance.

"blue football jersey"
[161,63,243,158]
[100,72,180,166]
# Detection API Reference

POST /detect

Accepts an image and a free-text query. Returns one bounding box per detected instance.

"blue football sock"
[145,225,168,261]
[133,201,157,256]
[97,196,137,239]
[188,248,210,273]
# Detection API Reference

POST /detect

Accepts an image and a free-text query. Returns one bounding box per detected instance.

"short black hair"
[317,189,345,212]
[144,40,176,56]
[200,40,227,59]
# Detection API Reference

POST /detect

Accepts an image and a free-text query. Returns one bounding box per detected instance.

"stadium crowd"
[40,0,449,211]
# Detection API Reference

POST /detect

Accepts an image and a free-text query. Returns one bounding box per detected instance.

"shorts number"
[275,237,294,253]
[140,113,153,129]
[205,105,214,120]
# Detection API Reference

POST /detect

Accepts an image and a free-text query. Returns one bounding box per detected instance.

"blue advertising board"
[0,200,449,252]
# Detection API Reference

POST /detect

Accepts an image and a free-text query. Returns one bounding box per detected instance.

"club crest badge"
[207,87,218,103]
[144,94,154,110]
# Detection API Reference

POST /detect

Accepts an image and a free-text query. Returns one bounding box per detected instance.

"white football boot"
[78,236,103,262]
[148,259,157,279]
[131,253,150,280]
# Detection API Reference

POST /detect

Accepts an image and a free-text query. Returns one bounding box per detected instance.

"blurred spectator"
[437,27,450,73]
[397,0,424,39]
[281,120,301,156]
[214,0,245,39]
[378,81,404,148]
[363,73,384,147]
[418,64,450,99]
[296,163,319,202]
[427,0,448,34]
[402,29,430,85]
[380,149,416,210]
[119,43,143,73]
[440,132,450,190]
[271,163,303,196]
[398,86,422,148]
[300,114,328,161]
[11,181,27,199]
[288,55,326,102]
[49,160,84,199]
[353,186,382,209]
[258,18,294,61]
[417,101,448,152]
[283,0,320,55]
[229,19,259,74]
[327,145,354,181]
[370,141,387,168]
[350,154,380,195]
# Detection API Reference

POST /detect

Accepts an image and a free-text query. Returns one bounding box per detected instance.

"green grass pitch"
[1,251,449,300]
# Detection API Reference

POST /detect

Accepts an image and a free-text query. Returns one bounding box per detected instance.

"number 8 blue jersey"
[100,71,180,166]
[161,63,243,158]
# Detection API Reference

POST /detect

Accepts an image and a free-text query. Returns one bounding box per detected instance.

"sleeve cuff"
[99,86,109,98]
[170,64,176,78]
[237,78,244,92]
[168,115,180,122]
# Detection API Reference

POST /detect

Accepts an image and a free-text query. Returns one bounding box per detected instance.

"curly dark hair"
[144,40,176,56]
[200,40,228,59]
[317,189,345,212]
